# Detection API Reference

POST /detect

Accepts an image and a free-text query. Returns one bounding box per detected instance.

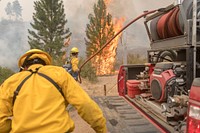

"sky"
[0,0,175,70]
[0,0,175,21]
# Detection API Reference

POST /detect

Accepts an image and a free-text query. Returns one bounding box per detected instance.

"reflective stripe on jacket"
[0,64,106,133]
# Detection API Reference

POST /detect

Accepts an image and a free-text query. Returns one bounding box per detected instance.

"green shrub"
[0,66,15,84]
[53,57,64,66]
[128,53,146,64]
[114,53,147,69]
[79,57,98,82]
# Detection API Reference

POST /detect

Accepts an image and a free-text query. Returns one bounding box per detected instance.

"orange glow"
[62,38,71,63]
[104,0,112,5]
[62,51,67,63]
[93,0,125,75]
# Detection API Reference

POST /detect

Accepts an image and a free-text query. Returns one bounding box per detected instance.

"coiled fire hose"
[78,9,159,83]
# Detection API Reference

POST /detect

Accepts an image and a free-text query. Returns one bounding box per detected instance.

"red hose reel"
[156,7,183,39]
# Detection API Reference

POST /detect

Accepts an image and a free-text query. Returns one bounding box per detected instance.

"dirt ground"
[69,75,118,133]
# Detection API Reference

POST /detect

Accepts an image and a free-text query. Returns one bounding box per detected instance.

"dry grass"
[80,75,118,96]
[70,75,119,133]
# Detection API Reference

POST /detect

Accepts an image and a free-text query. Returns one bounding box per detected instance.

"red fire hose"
[157,7,183,39]
[78,9,158,83]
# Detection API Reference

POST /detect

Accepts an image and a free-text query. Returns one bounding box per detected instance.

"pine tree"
[85,0,115,75]
[12,0,22,20]
[28,0,71,63]
[5,0,22,20]
[5,2,13,19]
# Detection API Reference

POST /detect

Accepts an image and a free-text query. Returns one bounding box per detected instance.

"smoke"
[63,0,96,57]
[64,0,174,57]
[0,20,30,71]
[0,0,174,70]
[0,40,16,68]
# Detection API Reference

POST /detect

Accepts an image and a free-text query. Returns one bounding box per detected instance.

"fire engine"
[114,0,200,132]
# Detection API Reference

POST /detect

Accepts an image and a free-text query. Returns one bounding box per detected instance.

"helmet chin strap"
[19,54,33,72]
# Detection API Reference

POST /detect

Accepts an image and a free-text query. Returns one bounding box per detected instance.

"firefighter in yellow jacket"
[0,49,107,133]
[64,47,79,81]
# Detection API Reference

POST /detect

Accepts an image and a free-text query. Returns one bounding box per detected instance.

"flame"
[104,0,112,5]
[93,0,125,75]
[62,38,71,63]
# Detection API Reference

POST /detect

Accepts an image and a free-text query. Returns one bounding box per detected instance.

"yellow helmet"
[18,49,52,68]
[70,47,79,54]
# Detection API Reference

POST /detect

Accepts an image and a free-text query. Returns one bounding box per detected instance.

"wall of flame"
[94,0,125,75]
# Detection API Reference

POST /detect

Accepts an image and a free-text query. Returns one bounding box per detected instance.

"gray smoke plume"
[0,0,174,70]
[0,20,30,71]
[64,0,174,56]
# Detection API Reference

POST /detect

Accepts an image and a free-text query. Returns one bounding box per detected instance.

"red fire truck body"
[116,0,200,132]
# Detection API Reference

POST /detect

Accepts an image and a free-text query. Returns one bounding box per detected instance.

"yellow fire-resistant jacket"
[0,64,107,133]
[71,57,79,72]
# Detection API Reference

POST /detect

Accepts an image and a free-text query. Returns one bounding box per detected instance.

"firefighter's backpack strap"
[13,68,65,105]
[37,72,65,98]
[13,73,34,105]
